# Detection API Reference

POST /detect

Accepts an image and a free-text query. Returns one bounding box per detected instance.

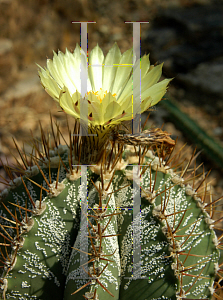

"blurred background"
[0,0,223,199]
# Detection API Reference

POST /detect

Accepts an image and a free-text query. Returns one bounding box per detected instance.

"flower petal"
[59,87,81,119]
[46,52,65,88]
[141,78,172,110]
[63,46,82,93]
[38,67,61,101]
[111,48,135,98]
[102,43,121,92]
[87,92,104,125]
[140,54,151,78]
[88,44,104,92]
[141,63,163,92]
[103,93,123,123]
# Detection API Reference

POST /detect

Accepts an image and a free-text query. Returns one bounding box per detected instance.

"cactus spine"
[0,117,222,300]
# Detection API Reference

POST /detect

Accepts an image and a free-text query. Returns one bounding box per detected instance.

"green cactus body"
[0,139,220,300]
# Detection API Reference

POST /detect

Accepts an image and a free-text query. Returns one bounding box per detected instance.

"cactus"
[0,43,222,300]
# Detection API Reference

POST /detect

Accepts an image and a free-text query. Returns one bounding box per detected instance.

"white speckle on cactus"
[21,281,31,288]
[191,281,210,297]
[181,212,194,227]
[35,241,48,257]
[34,200,72,274]
[18,270,26,274]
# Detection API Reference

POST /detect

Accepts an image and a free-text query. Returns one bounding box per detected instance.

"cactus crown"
[0,43,222,300]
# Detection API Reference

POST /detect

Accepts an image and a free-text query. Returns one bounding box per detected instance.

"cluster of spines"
[0,116,223,299]
[125,146,223,299]
[70,182,121,299]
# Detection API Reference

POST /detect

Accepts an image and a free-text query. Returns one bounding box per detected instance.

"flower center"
[88,88,116,103]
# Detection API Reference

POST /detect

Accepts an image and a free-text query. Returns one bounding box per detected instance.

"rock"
[1,75,41,103]
[0,39,16,94]
[0,38,13,56]
[143,4,223,74]
[178,58,223,97]
[142,3,223,110]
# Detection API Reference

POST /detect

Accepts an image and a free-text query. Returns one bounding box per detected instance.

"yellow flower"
[38,43,171,128]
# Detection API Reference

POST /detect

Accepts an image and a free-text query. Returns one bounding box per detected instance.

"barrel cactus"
[0,43,222,300]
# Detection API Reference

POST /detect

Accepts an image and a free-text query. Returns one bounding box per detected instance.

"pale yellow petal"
[141,78,172,109]
[87,92,104,125]
[103,94,123,123]
[117,55,152,106]
[140,54,150,78]
[140,63,163,93]
[88,44,104,92]
[59,87,81,119]
[38,69,61,101]
[102,43,121,91]
[47,52,64,88]
[111,48,134,97]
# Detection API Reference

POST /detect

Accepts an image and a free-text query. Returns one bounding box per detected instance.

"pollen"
[88,88,116,103]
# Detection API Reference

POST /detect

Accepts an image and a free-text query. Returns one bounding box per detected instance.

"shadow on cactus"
[0,43,223,300]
